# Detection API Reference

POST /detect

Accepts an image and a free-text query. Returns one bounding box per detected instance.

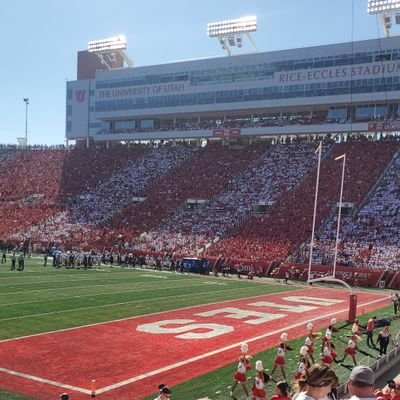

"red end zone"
[0,287,389,399]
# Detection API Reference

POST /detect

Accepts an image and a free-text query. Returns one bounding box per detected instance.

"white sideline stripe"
[95,295,389,394]
[0,367,91,395]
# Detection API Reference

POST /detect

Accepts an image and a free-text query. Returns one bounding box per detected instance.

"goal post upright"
[308,276,358,323]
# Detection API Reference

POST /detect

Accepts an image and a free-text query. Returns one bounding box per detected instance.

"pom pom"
[307,323,313,331]
[280,332,288,342]
[255,360,264,372]
[300,346,308,356]
[240,342,249,354]
[331,318,337,324]
[305,337,312,346]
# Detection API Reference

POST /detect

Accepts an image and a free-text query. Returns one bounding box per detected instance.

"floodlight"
[207,16,257,56]
[367,0,400,14]
[207,16,257,37]
[87,34,133,69]
[88,35,127,53]
[367,1,400,37]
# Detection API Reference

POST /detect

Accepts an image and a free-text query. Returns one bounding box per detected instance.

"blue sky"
[0,0,391,145]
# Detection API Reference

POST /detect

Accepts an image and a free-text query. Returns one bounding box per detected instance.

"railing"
[337,345,400,396]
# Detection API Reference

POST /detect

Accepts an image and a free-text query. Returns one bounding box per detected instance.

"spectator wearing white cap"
[347,365,376,400]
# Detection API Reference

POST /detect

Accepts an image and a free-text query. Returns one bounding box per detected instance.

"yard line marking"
[0,274,177,287]
[0,276,188,295]
[94,295,389,394]
[0,287,304,343]
[0,282,211,307]
[0,287,389,348]
[0,285,259,323]
[0,367,91,395]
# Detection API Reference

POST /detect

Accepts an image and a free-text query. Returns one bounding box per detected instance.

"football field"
[0,258,395,400]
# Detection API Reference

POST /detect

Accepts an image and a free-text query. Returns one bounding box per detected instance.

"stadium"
[1,2,400,400]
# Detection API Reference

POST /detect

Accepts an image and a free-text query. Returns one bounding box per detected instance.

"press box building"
[66,36,400,145]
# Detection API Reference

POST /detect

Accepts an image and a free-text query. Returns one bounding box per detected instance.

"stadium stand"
[296,147,400,270]
[133,140,326,255]
[207,140,399,263]
[108,143,266,235]
[3,139,400,279]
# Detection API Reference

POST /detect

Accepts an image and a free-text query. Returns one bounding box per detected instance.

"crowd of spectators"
[69,146,197,225]
[0,149,68,237]
[2,139,400,269]
[134,141,324,255]
[207,141,399,262]
[296,149,400,270]
[109,143,266,236]
[58,146,149,201]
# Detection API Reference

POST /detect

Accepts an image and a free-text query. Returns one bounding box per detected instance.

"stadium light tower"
[367,0,400,37]
[207,16,257,56]
[23,97,29,146]
[88,34,133,69]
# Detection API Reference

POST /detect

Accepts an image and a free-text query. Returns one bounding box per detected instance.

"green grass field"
[0,257,397,400]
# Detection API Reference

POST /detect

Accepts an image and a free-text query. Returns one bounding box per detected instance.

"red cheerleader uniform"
[233,360,247,383]
[252,376,266,400]
[305,337,314,355]
[345,339,357,355]
[294,361,306,380]
[274,346,285,366]
[321,346,334,365]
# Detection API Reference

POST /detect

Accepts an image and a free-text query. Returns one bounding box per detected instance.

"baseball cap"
[349,365,375,386]
[60,394,69,400]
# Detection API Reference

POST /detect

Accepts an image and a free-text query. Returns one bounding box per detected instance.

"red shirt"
[367,318,375,332]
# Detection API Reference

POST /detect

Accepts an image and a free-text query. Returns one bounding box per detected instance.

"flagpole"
[333,153,346,277]
[308,142,322,282]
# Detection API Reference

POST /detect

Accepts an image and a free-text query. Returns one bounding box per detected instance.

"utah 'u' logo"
[75,90,86,102]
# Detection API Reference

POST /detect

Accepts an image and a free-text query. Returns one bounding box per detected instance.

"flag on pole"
[335,153,345,160]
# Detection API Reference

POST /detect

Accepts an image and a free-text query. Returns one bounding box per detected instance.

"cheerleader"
[294,346,310,381]
[252,360,270,400]
[339,333,358,366]
[321,318,338,352]
[304,337,315,364]
[305,323,317,363]
[271,333,293,381]
[321,332,336,366]
[352,319,361,336]
[230,355,250,398]
[240,342,253,371]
